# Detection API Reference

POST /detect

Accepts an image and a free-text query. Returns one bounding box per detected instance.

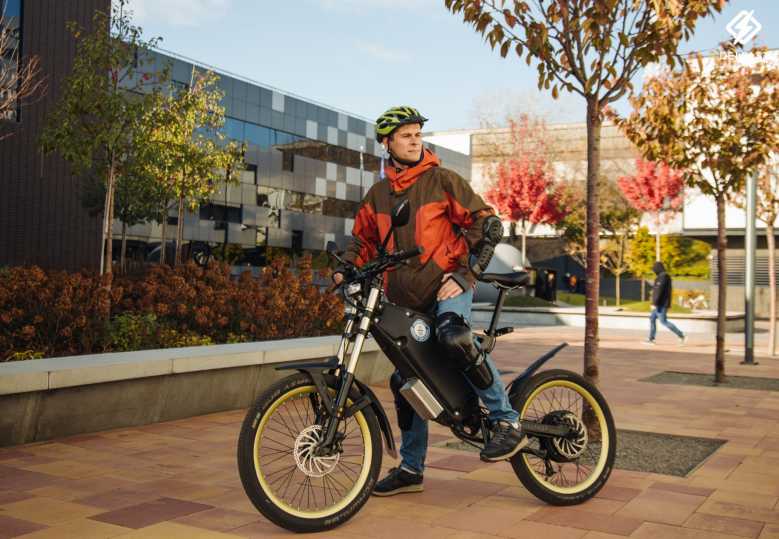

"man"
[645,261,686,345]
[333,106,526,497]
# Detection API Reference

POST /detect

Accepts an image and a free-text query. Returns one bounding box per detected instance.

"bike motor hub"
[541,411,588,462]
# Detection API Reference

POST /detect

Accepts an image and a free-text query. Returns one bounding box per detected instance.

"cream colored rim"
[253,385,373,519]
[520,379,609,495]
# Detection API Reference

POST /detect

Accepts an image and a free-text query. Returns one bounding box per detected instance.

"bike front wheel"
[509,369,616,505]
[237,373,382,533]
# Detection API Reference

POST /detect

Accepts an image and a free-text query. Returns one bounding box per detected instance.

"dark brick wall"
[0,0,109,271]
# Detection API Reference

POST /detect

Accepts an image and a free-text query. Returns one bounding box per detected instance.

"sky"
[125,0,779,132]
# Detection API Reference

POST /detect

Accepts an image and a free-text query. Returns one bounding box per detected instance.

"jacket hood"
[653,261,666,274]
[385,148,440,192]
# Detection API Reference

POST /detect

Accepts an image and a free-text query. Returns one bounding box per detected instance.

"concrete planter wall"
[473,306,744,334]
[0,336,393,447]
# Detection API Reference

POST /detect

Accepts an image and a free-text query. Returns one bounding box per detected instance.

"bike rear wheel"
[237,373,382,532]
[509,369,616,505]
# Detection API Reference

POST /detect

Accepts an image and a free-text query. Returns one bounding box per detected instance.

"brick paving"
[0,326,778,538]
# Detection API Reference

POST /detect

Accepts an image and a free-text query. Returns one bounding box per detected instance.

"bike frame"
[300,272,572,456]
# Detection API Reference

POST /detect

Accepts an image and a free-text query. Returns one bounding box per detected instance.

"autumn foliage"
[485,159,563,229]
[0,257,344,361]
[617,159,684,216]
[483,116,564,261]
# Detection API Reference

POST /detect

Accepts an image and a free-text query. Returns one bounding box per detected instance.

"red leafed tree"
[484,121,563,264]
[617,159,684,262]
[485,159,564,263]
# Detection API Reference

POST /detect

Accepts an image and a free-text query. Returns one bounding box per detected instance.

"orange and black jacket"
[344,148,494,312]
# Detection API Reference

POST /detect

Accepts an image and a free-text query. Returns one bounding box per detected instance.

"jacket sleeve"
[663,275,673,308]
[651,276,661,306]
[441,170,495,290]
[651,274,671,307]
[343,192,379,268]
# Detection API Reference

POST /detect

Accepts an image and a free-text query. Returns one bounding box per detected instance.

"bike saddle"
[477,270,531,288]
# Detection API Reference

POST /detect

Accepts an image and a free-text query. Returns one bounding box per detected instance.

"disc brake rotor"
[293,425,340,478]
[550,411,588,461]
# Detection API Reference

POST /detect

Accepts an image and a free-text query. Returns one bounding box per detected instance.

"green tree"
[556,179,586,269]
[557,177,639,305]
[599,180,640,306]
[614,44,779,382]
[444,0,722,383]
[142,69,244,265]
[40,0,166,277]
[79,168,166,273]
[628,227,711,281]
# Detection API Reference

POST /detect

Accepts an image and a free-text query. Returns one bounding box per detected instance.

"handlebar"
[391,246,423,263]
[329,246,424,292]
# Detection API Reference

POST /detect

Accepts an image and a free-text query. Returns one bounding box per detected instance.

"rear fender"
[506,343,568,399]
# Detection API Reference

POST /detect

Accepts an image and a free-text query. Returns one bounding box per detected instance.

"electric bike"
[237,200,616,533]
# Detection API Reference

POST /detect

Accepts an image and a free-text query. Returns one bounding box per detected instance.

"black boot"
[480,421,528,462]
[372,467,424,497]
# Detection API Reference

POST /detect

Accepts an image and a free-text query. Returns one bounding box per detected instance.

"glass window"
[224,117,245,141]
[1,0,23,121]
[245,123,269,148]
[241,164,257,184]
[256,227,268,247]
[291,230,303,255]
[199,203,242,224]
[255,185,357,219]
[282,152,294,172]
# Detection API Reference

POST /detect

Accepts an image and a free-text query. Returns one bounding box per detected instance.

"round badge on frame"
[410,319,431,342]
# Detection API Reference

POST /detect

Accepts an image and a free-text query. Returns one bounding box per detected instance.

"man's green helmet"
[375,106,428,141]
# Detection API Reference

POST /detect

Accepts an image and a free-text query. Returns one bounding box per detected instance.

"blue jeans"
[649,306,684,341]
[398,289,519,475]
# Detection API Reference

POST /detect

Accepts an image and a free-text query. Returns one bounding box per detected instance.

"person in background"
[645,261,686,345]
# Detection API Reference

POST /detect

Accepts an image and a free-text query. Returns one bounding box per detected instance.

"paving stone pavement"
[1,326,778,538]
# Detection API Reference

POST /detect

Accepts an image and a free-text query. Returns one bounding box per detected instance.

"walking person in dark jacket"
[645,261,686,345]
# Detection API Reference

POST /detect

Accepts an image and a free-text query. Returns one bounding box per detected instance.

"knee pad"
[390,371,415,431]
[435,312,494,390]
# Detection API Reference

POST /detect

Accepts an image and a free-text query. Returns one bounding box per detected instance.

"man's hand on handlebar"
[328,247,423,293]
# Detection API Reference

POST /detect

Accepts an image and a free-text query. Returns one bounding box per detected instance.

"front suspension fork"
[318,286,381,453]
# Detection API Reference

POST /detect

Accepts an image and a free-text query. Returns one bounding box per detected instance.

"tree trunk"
[616,273,621,307]
[584,96,602,385]
[715,194,727,383]
[160,206,168,266]
[175,194,185,265]
[641,278,646,302]
[120,221,127,274]
[99,186,110,275]
[521,220,527,266]
[655,212,661,261]
[104,161,116,277]
[767,222,777,357]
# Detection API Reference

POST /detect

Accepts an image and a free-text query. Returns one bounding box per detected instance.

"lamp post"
[742,171,758,365]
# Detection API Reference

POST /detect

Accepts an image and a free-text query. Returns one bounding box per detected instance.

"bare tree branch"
[0,13,46,137]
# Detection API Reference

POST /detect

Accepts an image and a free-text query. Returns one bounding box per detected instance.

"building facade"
[117,50,471,266]
[0,2,470,271]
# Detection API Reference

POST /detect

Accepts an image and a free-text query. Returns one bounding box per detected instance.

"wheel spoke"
[253,384,370,515]
[519,381,609,492]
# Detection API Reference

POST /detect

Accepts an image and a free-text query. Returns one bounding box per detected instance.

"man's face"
[385,123,423,162]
